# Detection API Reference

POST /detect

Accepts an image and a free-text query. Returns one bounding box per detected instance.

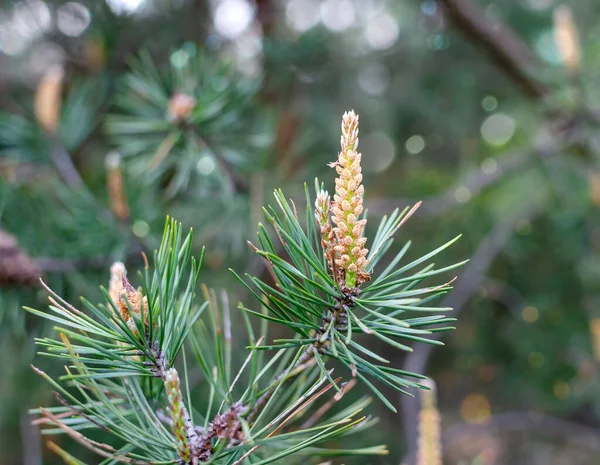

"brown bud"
[105,152,130,221]
[0,229,41,287]
[34,65,64,134]
[166,92,196,123]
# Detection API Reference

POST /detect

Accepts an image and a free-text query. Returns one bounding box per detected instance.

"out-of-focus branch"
[369,141,555,217]
[368,150,531,217]
[482,277,527,316]
[437,0,550,99]
[444,411,600,452]
[400,205,539,464]
[20,411,41,465]
[49,137,85,190]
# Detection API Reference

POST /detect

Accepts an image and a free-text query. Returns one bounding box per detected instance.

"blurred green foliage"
[2,0,600,464]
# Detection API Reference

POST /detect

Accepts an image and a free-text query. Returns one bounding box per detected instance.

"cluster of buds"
[108,261,148,335]
[166,92,196,123]
[317,111,370,288]
[315,190,336,270]
[193,402,247,462]
[164,368,192,462]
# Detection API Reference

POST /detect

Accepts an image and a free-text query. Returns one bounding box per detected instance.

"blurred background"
[1,0,600,464]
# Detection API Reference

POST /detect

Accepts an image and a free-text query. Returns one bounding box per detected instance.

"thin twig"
[39,409,156,464]
[300,378,357,429]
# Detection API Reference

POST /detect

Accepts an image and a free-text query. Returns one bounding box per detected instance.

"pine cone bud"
[0,229,41,287]
[107,262,148,335]
[166,92,196,123]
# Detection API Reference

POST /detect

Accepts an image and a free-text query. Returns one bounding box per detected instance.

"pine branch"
[435,0,550,99]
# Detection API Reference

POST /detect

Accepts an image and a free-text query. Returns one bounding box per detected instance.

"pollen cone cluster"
[417,380,442,465]
[108,261,148,335]
[321,110,370,288]
[315,190,336,267]
[164,368,192,462]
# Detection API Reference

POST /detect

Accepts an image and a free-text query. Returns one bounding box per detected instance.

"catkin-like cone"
[554,5,581,74]
[164,368,191,462]
[330,111,370,288]
[417,380,442,465]
[105,152,130,221]
[315,190,336,271]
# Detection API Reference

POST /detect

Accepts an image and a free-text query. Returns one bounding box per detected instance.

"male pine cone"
[319,110,370,288]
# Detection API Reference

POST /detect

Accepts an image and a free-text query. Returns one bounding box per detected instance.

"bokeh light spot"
[57,3,91,37]
[528,352,545,368]
[481,95,498,112]
[480,157,498,175]
[197,155,216,175]
[321,0,356,32]
[170,49,190,68]
[421,0,437,16]
[364,13,399,50]
[481,113,516,147]
[553,381,570,400]
[460,393,491,425]
[286,0,320,32]
[132,220,149,238]
[362,132,396,173]
[214,0,255,40]
[357,63,391,96]
[522,306,539,323]
[105,0,145,15]
[427,34,449,51]
[405,135,425,155]
[455,186,471,203]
